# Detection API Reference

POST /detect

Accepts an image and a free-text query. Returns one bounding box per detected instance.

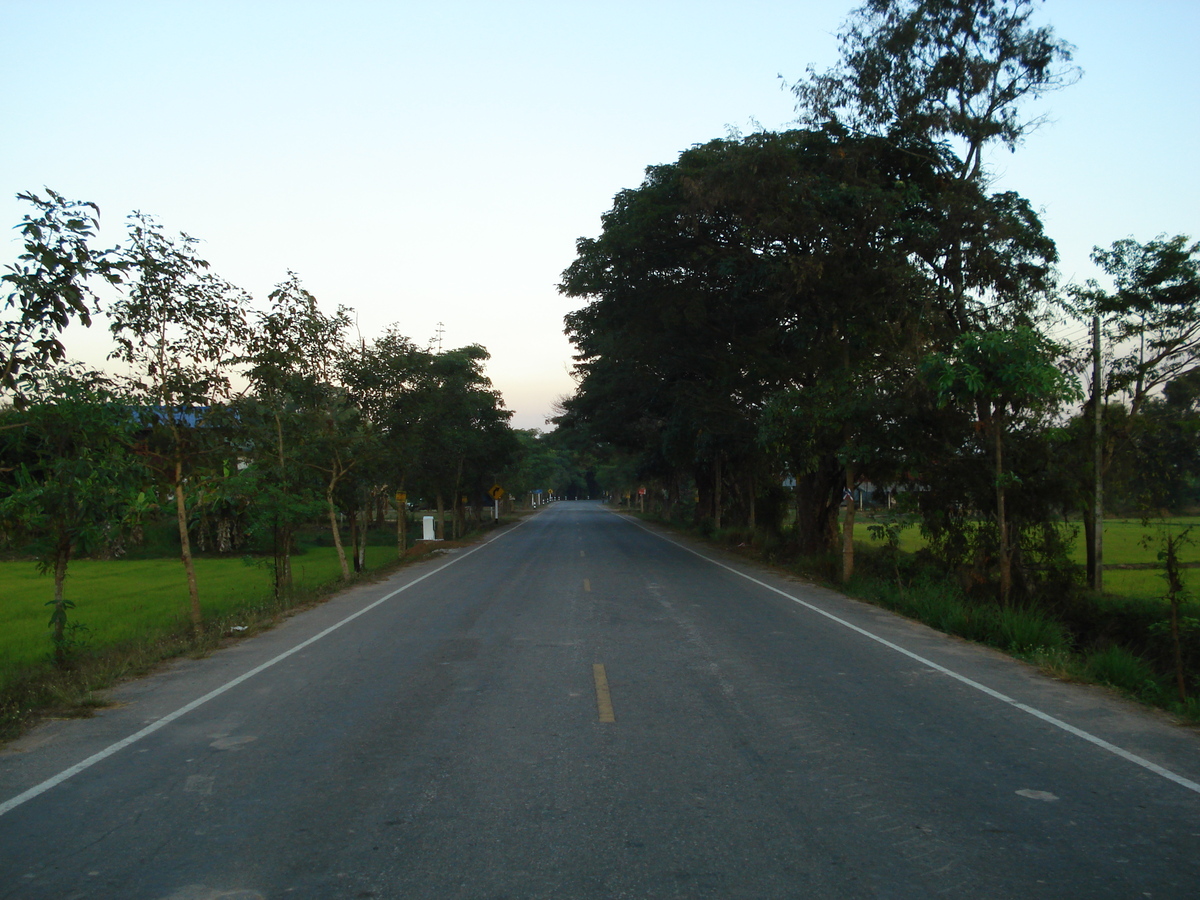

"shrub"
[994,605,1070,655]
[1084,645,1158,695]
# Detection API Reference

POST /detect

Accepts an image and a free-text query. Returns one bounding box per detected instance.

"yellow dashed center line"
[592,664,615,723]
[583,578,591,592]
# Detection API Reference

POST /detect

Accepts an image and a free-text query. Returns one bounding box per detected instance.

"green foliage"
[852,563,1068,654]
[792,0,1078,182]
[0,369,147,666]
[1095,235,1200,405]
[1150,523,1195,700]
[1084,646,1158,696]
[919,326,1082,602]
[1,190,124,406]
[502,429,590,499]
[994,604,1069,654]
[398,345,518,505]
[560,126,1059,549]
[1069,234,1200,423]
[922,326,1081,414]
[0,189,528,653]
[110,212,250,407]
[236,272,356,586]
[1064,237,1200,518]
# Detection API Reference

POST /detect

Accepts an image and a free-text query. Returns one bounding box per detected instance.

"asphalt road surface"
[2,501,1198,899]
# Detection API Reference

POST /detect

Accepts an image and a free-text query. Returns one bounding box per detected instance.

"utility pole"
[1091,311,1104,592]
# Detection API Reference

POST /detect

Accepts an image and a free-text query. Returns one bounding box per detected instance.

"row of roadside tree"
[1,190,535,658]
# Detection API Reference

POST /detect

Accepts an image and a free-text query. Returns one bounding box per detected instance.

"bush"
[1084,645,1159,696]
[994,605,1070,655]
[912,588,974,636]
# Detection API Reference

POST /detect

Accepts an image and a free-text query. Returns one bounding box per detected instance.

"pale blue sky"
[2,1,1196,427]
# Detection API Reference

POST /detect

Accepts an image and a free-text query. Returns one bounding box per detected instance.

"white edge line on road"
[0,519,528,818]
[621,514,1200,796]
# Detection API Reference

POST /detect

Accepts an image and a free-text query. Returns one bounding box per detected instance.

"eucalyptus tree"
[0,369,145,665]
[1,190,124,408]
[108,213,250,632]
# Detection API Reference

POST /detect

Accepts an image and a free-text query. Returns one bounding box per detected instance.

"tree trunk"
[50,539,71,667]
[174,452,203,633]
[272,519,293,601]
[714,454,723,531]
[272,519,280,601]
[748,474,756,530]
[1089,314,1104,591]
[279,526,292,593]
[357,507,367,572]
[793,462,841,556]
[694,481,707,525]
[1164,533,1188,702]
[452,458,464,539]
[396,481,408,558]
[327,476,350,580]
[274,412,293,594]
[436,493,445,540]
[995,420,1012,606]
[841,468,857,584]
[1082,510,1097,590]
[350,504,362,573]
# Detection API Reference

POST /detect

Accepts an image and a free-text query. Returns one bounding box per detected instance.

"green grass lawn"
[855,515,1200,601]
[0,546,397,689]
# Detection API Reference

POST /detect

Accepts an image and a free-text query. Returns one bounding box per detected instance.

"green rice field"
[0,547,397,689]
[857,516,1200,602]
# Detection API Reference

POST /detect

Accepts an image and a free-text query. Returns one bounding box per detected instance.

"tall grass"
[1083,646,1158,696]
[851,571,1070,656]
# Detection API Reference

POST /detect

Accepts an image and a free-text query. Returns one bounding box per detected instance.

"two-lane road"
[2,501,1198,898]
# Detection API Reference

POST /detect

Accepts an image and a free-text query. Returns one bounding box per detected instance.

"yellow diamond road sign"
[489,484,505,500]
